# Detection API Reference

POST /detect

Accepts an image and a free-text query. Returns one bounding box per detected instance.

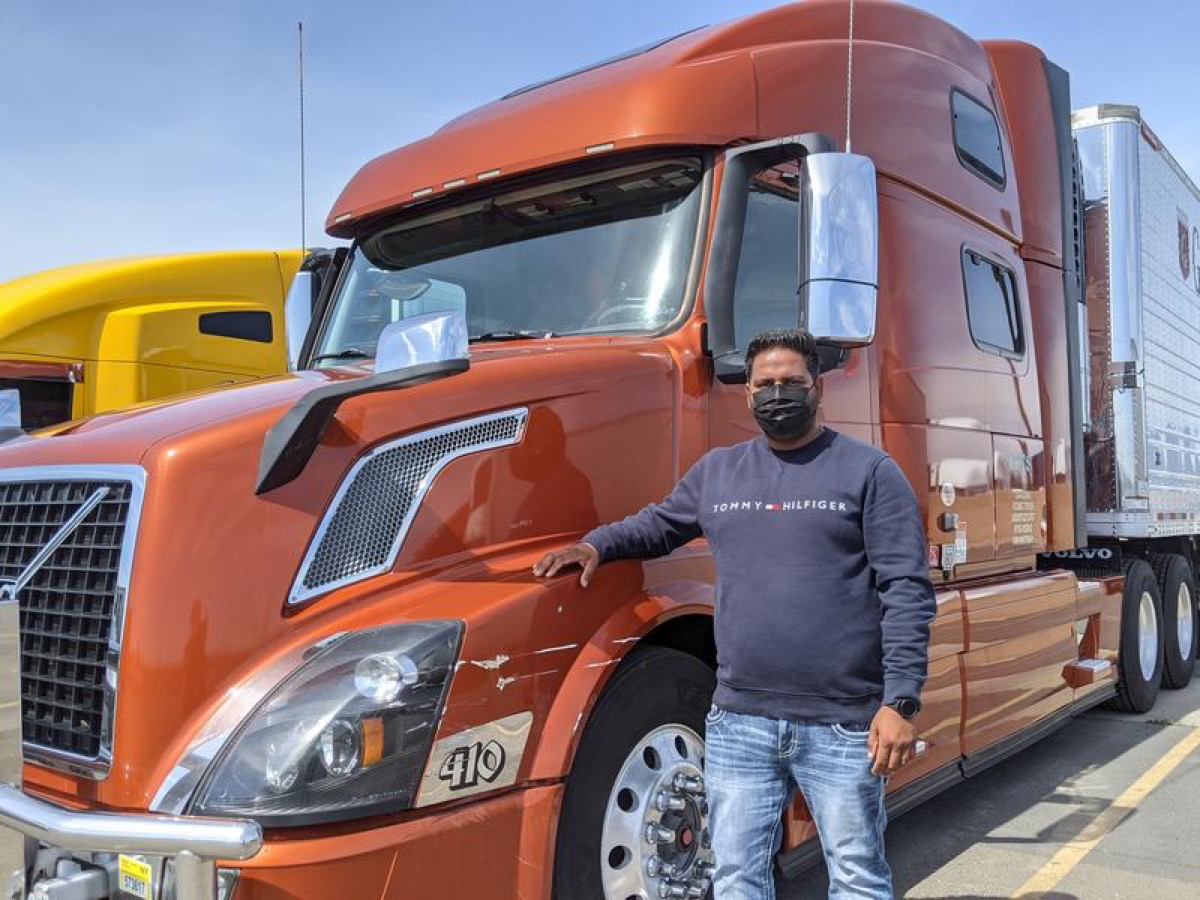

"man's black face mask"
[751,383,817,442]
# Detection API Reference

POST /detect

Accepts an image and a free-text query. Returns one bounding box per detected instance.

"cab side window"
[733,161,800,348]
[962,249,1023,358]
[952,89,1006,188]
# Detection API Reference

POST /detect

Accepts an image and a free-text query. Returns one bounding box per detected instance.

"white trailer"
[1070,104,1200,691]
[1074,104,1200,541]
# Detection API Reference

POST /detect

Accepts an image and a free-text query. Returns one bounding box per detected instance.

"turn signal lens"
[362,716,385,767]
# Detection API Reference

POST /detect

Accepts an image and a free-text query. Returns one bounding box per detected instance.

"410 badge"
[438,739,506,790]
[416,711,533,807]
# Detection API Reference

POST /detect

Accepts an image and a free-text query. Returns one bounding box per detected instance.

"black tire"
[1108,558,1164,713]
[1152,553,1198,689]
[552,645,715,900]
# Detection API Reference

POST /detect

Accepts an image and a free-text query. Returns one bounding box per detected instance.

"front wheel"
[553,646,716,900]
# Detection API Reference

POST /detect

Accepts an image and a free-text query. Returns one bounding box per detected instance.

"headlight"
[192,621,461,826]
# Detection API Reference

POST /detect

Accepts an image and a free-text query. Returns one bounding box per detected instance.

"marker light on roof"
[477,169,501,181]
[334,213,353,223]
[412,187,434,198]
[585,142,616,154]
[443,178,466,189]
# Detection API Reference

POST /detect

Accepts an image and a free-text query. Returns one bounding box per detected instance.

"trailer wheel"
[552,645,715,900]
[1152,554,1197,689]
[1108,558,1164,713]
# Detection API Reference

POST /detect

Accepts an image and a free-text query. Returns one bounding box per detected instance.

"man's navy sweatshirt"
[583,429,937,724]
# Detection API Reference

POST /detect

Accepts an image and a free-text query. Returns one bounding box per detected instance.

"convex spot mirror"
[799,153,878,348]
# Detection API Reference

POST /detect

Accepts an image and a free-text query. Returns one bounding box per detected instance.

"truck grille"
[0,475,139,773]
[291,408,528,605]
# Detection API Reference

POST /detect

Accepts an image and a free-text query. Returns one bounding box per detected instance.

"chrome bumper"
[0,783,261,900]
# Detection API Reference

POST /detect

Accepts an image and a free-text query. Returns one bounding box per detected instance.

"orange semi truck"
[0,2,1198,899]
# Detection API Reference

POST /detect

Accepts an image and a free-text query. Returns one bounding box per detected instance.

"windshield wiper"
[311,347,371,363]
[470,330,555,342]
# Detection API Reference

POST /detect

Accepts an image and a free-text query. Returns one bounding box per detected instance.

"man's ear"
[744,382,754,409]
[813,377,824,404]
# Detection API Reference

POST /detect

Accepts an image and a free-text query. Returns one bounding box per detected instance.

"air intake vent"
[291,409,528,605]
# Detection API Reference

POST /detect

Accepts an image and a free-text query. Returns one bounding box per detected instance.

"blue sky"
[1,1,1196,282]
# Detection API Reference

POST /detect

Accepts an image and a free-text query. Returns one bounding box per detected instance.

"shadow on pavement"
[776,712,1161,899]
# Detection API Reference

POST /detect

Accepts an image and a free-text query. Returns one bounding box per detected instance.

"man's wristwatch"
[886,697,921,720]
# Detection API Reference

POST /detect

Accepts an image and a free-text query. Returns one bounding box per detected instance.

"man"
[533,328,936,899]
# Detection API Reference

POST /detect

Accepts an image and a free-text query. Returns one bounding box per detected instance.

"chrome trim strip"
[288,407,529,606]
[1089,511,1200,539]
[0,782,261,859]
[0,464,147,780]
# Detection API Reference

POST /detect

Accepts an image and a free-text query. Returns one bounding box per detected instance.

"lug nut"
[673,773,704,795]
[646,856,676,879]
[687,886,707,899]
[646,822,677,844]
[658,880,688,899]
[655,790,686,812]
[695,861,716,880]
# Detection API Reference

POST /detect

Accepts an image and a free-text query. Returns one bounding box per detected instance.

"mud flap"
[0,588,24,898]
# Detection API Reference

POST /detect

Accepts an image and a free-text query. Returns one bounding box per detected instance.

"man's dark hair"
[744,328,820,382]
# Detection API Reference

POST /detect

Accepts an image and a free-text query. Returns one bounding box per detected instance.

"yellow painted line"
[0,702,16,710]
[1013,725,1200,898]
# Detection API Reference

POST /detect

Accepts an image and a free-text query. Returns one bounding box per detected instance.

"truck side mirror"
[799,153,879,347]
[285,248,347,370]
[705,132,837,384]
[284,271,315,371]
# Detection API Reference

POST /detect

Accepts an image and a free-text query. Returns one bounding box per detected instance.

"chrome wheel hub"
[1139,589,1160,682]
[601,725,714,900]
[1178,582,1194,661]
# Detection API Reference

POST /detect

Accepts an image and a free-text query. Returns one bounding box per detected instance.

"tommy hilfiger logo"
[712,499,849,513]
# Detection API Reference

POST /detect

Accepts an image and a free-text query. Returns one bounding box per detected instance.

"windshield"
[312,157,703,364]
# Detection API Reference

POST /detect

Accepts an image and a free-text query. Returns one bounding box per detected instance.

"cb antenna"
[298,21,307,253]
[844,0,855,153]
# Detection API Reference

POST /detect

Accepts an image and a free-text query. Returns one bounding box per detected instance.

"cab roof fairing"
[324,0,993,239]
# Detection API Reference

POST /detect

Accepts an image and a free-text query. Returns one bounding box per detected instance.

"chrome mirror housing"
[799,153,879,347]
[375,310,468,375]
[283,271,315,371]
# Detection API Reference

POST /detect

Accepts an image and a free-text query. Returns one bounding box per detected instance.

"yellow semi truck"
[0,250,319,429]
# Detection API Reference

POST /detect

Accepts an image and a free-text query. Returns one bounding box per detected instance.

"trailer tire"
[1108,558,1164,713]
[552,645,715,900]
[1152,553,1197,689]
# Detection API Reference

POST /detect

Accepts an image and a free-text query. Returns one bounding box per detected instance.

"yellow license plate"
[118,854,153,900]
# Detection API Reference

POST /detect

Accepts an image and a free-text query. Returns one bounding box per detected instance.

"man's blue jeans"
[704,705,892,899]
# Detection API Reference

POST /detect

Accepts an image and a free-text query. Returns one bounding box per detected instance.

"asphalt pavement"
[779,680,1200,899]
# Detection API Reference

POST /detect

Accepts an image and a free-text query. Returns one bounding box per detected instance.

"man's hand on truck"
[533,542,600,587]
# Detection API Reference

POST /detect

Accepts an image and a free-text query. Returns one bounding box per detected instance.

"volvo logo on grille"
[0,486,110,603]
